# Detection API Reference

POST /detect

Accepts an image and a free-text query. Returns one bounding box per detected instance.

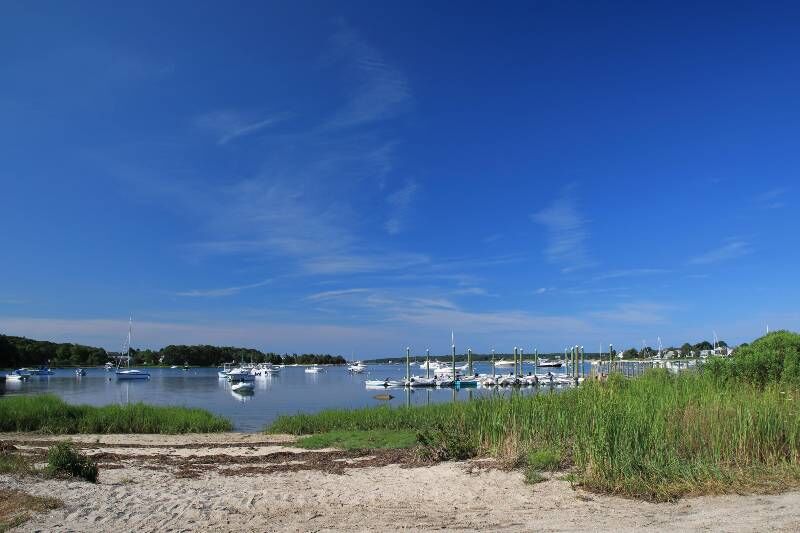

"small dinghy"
[231,382,255,393]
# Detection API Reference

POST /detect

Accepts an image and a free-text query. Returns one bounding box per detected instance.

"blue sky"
[2,1,799,356]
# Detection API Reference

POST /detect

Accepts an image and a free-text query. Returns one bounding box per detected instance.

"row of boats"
[366,368,575,389]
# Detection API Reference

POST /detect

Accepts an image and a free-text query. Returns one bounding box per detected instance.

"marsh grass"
[0,394,232,434]
[268,370,800,501]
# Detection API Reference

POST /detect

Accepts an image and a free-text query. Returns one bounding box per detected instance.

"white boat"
[348,361,367,373]
[104,362,114,372]
[406,376,436,387]
[75,368,87,377]
[116,369,150,380]
[5,370,30,381]
[365,379,389,387]
[231,382,255,393]
[537,359,563,368]
[263,365,281,374]
[494,359,515,367]
[227,368,256,382]
[115,317,151,380]
[170,365,180,369]
[304,365,323,374]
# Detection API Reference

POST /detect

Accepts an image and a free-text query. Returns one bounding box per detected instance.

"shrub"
[705,330,800,387]
[46,442,98,483]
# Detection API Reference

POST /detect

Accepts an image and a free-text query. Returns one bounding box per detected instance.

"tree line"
[0,335,346,368]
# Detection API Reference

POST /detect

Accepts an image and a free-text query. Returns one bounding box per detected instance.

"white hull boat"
[406,377,436,387]
[304,366,323,374]
[231,382,255,393]
[116,369,150,380]
[227,369,256,382]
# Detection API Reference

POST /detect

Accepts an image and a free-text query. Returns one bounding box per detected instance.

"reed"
[267,371,800,500]
[0,394,232,434]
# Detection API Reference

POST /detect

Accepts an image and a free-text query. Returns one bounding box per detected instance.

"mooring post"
[405,346,410,384]
[468,348,472,376]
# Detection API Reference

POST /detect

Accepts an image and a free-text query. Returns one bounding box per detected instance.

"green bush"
[705,330,800,387]
[46,442,98,483]
[417,420,478,461]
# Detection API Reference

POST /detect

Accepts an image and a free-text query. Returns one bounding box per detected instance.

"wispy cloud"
[384,180,418,234]
[590,302,672,325]
[174,279,272,298]
[326,21,412,129]
[689,239,751,265]
[531,186,594,273]
[592,269,669,281]
[195,110,287,145]
[306,288,371,301]
[755,187,788,210]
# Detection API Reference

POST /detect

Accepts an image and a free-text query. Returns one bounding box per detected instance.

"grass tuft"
[0,394,232,434]
[46,441,98,483]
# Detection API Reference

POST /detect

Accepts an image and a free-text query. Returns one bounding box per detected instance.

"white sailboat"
[116,317,150,380]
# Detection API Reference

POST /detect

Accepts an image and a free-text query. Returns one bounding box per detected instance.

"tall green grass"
[0,394,232,433]
[267,371,800,500]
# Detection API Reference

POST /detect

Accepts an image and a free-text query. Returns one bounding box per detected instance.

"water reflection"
[0,362,590,431]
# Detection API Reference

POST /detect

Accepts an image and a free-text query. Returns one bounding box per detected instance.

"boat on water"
[104,362,114,372]
[227,367,256,382]
[5,369,31,381]
[348,361,367,373]
[494,359,515,368]
[365,378,403,387]
[405,376,436,387]
[17,366,54,376]
[115,318,151,381]
[231,382,255,393]
[537,359,563,368]
[262,364,281,374]
[304,365,324,374]
[75,368,86,377]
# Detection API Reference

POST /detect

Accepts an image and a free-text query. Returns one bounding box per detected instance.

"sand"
[2,432,799,532]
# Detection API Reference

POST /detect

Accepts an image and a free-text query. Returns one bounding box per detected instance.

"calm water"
[0,363,584,431]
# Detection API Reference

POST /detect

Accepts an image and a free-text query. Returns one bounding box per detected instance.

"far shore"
[2,432,800,532]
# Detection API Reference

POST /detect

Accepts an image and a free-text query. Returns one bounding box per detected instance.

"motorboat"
[406,376,436,387]
[227,368,256,382]
[231,382,255,393]
[304,365,324,374]
[116,369,150,380]
[5,370,30,381]
[75,368,87,377]
[494,359,515,368]
[365,379,389,387]
[104,362,114,372]
[348,361,367,373]
[537,359,563,368]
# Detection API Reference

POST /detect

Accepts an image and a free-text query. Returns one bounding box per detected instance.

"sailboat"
[116,317,150,380]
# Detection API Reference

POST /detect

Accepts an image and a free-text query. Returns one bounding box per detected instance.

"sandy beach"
[2,432,799,532]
